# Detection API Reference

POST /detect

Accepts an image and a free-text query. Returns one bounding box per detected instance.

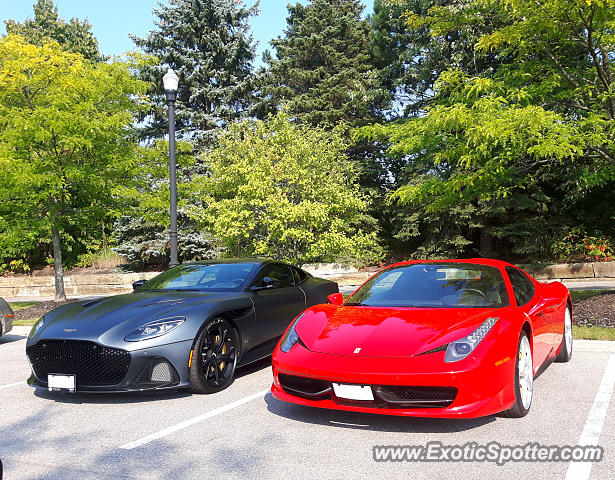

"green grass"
[8,301,39,311]
[13,318,38,326]
[8,302,40,326]
[573,325,615,341]
[570,289,615,302]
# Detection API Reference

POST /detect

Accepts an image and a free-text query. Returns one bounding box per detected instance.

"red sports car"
[271,259,572,418]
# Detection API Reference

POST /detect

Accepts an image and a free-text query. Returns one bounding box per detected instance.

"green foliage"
[360,0,615,261]
[255,0,388,127]
[131,0,258,144]
[0,35,149,276]
[553,228,615,263]
[186,112,383,263]
[5,0,101,61]
[112,140,221,265]
[75,248,126,270]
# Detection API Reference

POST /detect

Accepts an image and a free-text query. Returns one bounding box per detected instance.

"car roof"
[387,258,517,270]
[183,258,289,267]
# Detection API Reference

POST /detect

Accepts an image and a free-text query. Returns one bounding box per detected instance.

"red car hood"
[295,304,506,357]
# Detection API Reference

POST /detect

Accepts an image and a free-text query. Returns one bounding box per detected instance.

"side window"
[292,267,308,285]
[505,267,535,307]
[253,264,295,289]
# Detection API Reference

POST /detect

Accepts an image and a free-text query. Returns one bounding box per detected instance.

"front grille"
[278,374,331,399]
[374,386,457,407]
[27,340,130,386]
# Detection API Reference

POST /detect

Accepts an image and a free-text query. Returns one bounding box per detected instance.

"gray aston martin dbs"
[26,259,338,393]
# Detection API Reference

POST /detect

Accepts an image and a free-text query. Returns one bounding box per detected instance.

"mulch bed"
[573,293,615,328]
[13,300,77,321]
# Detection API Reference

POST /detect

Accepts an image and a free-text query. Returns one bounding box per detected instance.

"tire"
[189,317,239,394]
[556,306,573,363]
[506,330,533,418]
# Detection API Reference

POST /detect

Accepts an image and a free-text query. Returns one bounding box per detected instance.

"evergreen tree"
[256,0,388,127]
[368,0,505,117]
[5,0,101,61]
[131,0,258,144]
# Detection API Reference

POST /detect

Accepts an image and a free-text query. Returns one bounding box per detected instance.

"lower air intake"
[374,385,457,408]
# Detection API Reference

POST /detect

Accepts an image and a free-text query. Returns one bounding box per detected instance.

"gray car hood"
[30,290,247,348]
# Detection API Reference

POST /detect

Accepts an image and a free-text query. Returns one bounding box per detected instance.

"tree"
[113,140,220,265]
[4,0,101,61]
[368,0,505,117]
[0,35,149,300]
[186,112,383,263]
[255,0,388,127]
[131,0,258,144]
[360,0,615,260]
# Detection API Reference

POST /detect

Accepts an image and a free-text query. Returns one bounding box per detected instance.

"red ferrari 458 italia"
[271,259,572,418]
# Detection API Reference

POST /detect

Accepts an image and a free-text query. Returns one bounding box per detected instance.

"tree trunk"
[51,226,67,301]
[479,228,493,257]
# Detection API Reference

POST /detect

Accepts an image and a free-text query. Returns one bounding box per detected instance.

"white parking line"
[119,389,268,450]
[0,381,26,390]
[0,343,27,352]
[565,354,615,480]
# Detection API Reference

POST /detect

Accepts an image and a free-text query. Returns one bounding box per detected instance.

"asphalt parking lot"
[1,326,614,480]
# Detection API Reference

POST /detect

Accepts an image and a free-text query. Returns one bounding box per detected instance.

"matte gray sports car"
[0,297,15,337]
[26,259,338,393]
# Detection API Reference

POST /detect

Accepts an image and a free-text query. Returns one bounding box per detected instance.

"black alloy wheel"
[189,317,238,393]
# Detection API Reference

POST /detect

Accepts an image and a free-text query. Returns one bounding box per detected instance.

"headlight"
[279,313,305,352]
[444,317,498,363]
[124,317,185,342]
[29,316,46,338]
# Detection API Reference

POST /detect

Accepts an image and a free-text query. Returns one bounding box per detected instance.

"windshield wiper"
[343,302,369,306]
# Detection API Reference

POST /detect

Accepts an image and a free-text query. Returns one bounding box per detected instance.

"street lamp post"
[163,68,179,268]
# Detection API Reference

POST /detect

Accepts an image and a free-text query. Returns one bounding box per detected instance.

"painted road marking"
[0,344,27,352]
[565,354,615,480]
[0,381,26,390]
[120,389,268,450]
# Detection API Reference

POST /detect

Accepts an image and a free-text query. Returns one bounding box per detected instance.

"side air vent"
[226,307,252,320]
[82,299,103,308]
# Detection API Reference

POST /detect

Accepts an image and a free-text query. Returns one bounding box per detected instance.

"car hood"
[295,304,506,357]
[34,290,241,342]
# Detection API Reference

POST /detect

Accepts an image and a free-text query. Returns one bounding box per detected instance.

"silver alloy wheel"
[518,336,533,410]
[564,307,572,355]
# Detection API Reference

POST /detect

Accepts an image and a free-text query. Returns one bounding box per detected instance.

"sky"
[0,0,375,63]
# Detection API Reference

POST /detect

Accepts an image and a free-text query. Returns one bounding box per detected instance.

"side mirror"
[327,293,344,306]
[132,279,147,291]
[250,276,280,291]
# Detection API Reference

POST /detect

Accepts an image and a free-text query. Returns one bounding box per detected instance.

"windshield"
[345,263,509,308]
[140,263,258,292]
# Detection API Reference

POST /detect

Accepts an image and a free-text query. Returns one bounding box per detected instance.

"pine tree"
[5,0,101,61]
[256,0,388,127]
[368,0,505,117]
[131,0,258,144]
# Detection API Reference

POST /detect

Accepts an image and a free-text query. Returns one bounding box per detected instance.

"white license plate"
[48,374,76,392]
[332,383,374,401]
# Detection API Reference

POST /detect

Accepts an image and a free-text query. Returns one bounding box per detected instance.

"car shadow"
[235,356,271,379]
[0,333,27,345]
[264,392,496,433]
[33,387,193,404]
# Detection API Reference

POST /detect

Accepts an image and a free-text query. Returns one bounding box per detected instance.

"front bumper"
[271,344,516,418]
[27,339,193,393]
